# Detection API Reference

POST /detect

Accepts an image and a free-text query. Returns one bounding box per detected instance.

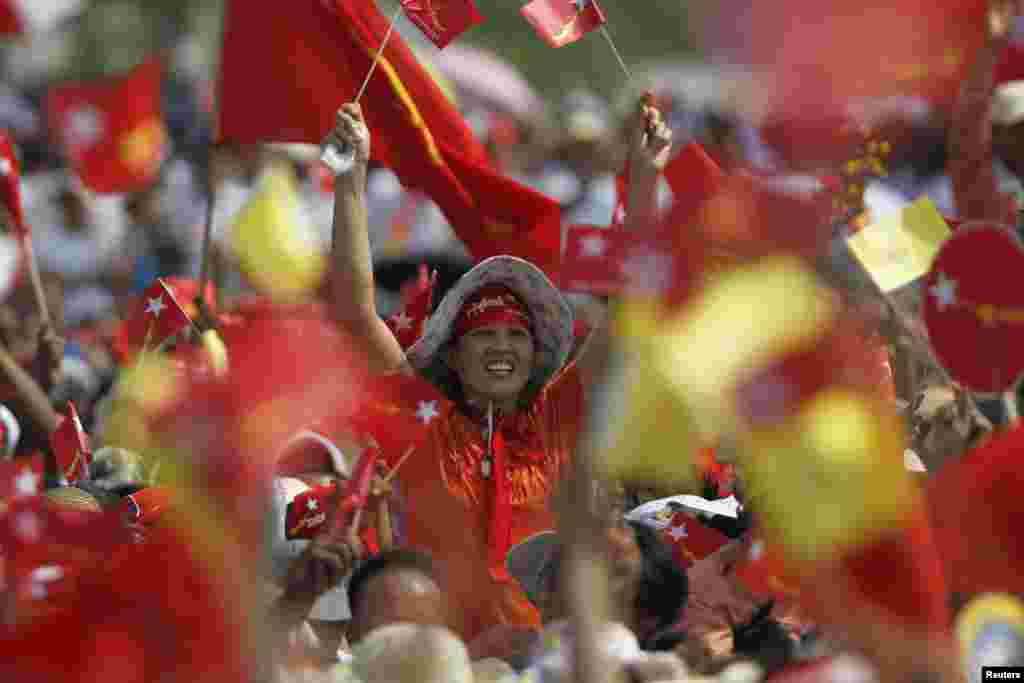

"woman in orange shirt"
[325,99,671,650]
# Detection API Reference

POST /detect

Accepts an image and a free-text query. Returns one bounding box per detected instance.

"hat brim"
[506,530,558,605]
[406,256,574,404]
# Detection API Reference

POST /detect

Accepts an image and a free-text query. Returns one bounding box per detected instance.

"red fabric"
[218,0,487,165]
[219,0,560,278]
[116,487,175,525]
[488,424,512,579]
[0,454,44,499]
[716,0,987,114]
[0,132,28,236]
[560,225,679,298]
[116,278,194,359]
[46,58,167,194]
[995,42,1024,86]
[663,142,726,223]
[732,537,803,604]
[328,446,380,536]
[385,265,437,350]
[400,0,483,49]
[49,402,91,484]
[922,225,1024,393]
[0,0,23,36]
[662,511,730,569]
[927,422,1024,597]
[434,141,563,280]
[520,0,606,48]
[837,509,949,632]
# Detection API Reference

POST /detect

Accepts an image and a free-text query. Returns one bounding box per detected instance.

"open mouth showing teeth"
[486,361,515,375]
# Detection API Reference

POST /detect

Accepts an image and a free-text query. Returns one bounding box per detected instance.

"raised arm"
[326,104,407,373]
[574,98,673,389]
[948,0,1019,224]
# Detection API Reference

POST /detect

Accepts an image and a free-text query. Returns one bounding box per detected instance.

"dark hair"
[731,602,797,676]
[347,549,440,616]
[629,522,689,638]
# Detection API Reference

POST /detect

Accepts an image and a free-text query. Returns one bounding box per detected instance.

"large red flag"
[219,0,566,272]
[400,0,483,49]
[46,58,167,194]
[520,0,606,49]
[218,0,487,167]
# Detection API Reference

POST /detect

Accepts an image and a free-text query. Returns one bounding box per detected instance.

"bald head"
[352,623,472,683]
[347,550,447,644]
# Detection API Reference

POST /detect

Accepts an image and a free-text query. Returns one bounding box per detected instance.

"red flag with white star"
[400,0,483,49]
[0,454,44,500]
[50,402,91,485]
[384,265,437,350]
[662,511,730,568]
[0,132,28,237]
[285,481,337,540]
[561,225,678,298]
[46,57,167,194]
[343,372,447,465]
[120,278,194,356]
[521,0,606,48]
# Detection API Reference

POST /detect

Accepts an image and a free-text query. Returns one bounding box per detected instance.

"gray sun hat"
[406,256,574,404]
[506,530,560,606]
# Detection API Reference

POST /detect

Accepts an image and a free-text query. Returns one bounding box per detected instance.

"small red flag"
[285,481,337,540]
[343,371,447,464]
[521,0,606,48]
[400,0,483,49]
[0,454,44,500]
[661,511,730,569]
[0,132,28,237]
[561,225,677,298]
[50,402,91,484]
[46,58,167,194]
[120,278,194,355]
[384,265,437,350]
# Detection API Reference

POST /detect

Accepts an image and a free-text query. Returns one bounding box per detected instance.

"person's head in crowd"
[124,181,164,227]
[509,519,688,648]
[350,623,473,683]
[908,382,992,473]
[992,81,1024,178]
[729,601,798,677]
[346,549,448,645]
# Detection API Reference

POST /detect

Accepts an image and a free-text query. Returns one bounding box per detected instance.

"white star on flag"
[14,469,39,496]
[391,311,414,331]
[668,524,688,541]
[579,234,608,258]
[14,511,41,543]
[415,400,440,425]
[145,295,166,318]
[0,159,11,176]
[929,272,958,311]
[306,498,319,512]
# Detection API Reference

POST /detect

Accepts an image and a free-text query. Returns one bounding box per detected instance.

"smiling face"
[448,322,535,410]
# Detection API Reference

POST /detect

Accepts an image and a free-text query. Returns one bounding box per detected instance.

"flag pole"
[598,25,633,85]
[20,234,51,327]
[354,5,404,104]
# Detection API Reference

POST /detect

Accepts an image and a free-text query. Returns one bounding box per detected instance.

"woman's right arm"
[327,104,407,374]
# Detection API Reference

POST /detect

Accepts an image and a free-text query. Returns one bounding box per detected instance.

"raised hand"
[323,103,371,173]
[629,93,673,174]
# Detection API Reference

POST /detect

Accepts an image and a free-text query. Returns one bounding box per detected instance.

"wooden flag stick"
[20,234,51,327]
[354,5,404,104]
[598,25,633,85]
[383,445,415,483]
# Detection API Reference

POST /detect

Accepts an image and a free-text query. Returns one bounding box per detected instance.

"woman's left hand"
[629,94,673,174]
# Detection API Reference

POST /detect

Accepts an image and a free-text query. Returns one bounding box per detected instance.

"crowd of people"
[1,0,1024,681]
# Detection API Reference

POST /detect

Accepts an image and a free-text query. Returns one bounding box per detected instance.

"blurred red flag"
[400,0,483,49]
[0,453,44,500]
[50,402,91,484]
[711,0,987,116]
[663,142,726,223]
[0,132,28,236]
[561,225,679,298]
[120,278,194,355]
[662,511,730,569]
[521,0,606,48]
[732,537,803,603]
[344,371,447,463]
[384,265,437,350]
[220,0,564,275]
[46,58,167,194]
[927,422,1024,597]
[435,142,563,279]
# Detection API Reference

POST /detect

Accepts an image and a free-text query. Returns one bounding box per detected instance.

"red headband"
[454,285,532,339]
